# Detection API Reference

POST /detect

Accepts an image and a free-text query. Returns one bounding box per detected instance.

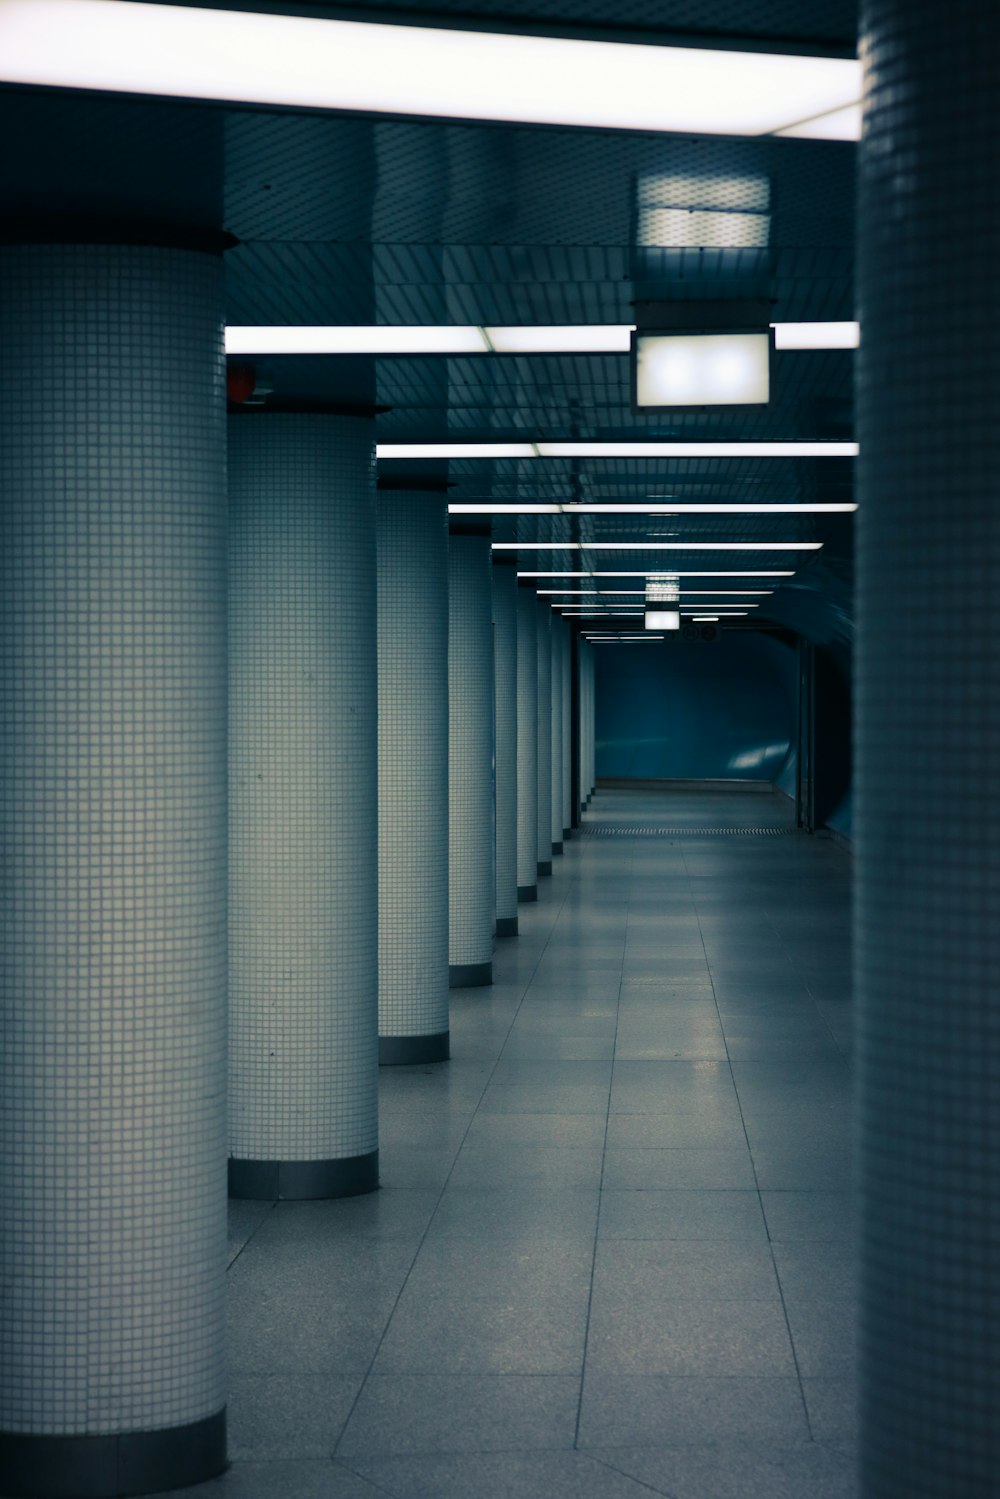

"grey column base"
[517,884,538,902]
[537,860,552,877]
[0,1411,226,1499]
[379,1032,449,1065]
[228,1151,378,1200]
[563,826,573,840]
[552,840,564,856]
[449,961,492,987]
[495,915,518,937]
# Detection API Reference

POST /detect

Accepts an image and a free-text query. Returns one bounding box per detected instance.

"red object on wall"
[227,365,256,404]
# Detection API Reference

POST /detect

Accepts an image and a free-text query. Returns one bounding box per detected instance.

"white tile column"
[0,239,229,1496]
[228,414,378,1200]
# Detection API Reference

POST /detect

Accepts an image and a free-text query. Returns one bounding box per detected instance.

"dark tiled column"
[0,241,228,1496]
[536,598,553,876]
[550,612,565,856]
[516,585,539,902]
[377,489,449,1063]
[448,535,494,987]
[228,414,378,1200]
[492,560,519,937]
[857,4,1000,1494]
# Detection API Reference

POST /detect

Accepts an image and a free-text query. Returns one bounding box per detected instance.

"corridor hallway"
[217,788,856,1499]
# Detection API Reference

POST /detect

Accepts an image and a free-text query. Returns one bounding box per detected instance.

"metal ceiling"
[0,0,857,626]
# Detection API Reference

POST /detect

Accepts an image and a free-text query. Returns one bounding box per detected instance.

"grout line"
[572,820,632,1450]
[331,845,572,1458]
[225,1199,277,1273]
[686,839,817,1443]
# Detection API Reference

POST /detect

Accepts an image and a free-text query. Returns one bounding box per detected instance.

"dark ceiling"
[0,0,858,627]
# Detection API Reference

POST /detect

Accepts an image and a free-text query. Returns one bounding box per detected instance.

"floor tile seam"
[225,1201,278,1275]
[333,847,575,1458]
[685,836,817,1443]
[329,1456,401,1498]
[574,830,634,1451]
[587,1450,682,1499]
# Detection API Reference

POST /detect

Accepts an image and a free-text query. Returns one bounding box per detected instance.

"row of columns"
[0,247,596,1498]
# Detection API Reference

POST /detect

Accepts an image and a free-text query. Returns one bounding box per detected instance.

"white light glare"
[517,571,795,578]
[691,616,720,622]
[454,502,856,514]
[0,2,861,139]
[645,610,681,631]
[635,332,770,408]
[494,542,822,551]
[379,441,857,458]
[227,322,859,356]
[773,322,860,350]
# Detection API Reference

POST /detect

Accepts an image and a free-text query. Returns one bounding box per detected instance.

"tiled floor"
[186,786,857,1498]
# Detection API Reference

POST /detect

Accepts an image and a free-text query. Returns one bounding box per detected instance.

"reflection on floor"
[192,786,857,1498]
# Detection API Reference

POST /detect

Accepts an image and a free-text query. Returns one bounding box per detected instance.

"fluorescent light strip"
[535,442,857,459]
[453,502,857,514]
[517,571,795,578]
[380,442,857,459]
[493,542,822,551]
[227,323,861,356]
[0,3,861,139]
[691,617,720,622]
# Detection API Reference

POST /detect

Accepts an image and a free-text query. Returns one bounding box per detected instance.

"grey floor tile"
[802,1378,859,1443]
[427,1185,600,1240]
[599,1190,767,1241]
[345,1451,657,1498]
[336,1375,580,1457]
[771,1241,857,1302]
[464,1112,607,1149]
[585,1292,796,1375]
[377,1146,459,1190]
[161,1460,388,1498]
[499,1034,617,1059]
[478,1083,611,1114]
[251,1192,440,1244]
[404,1237,595,1299]
[751,1148,853,1192]
[227,1374,364,1460]
[783,1298,858,1376]
[372,1291,587,1374]
[602,1147,756,1190]
[593,1238,780,1302]
[606,1114,747,1150]
[577,1374,810,1447]
[227,1200,274,1267]
[490,1059,613,1086]
[591,1441,859,1498]
[227,1271,394,1374]
[761,1191,856,1243]
[449,1143,604,1188]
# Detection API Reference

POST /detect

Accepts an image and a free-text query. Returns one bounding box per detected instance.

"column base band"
[379,1032,449,1065]
[449,961,492,987]
[517,884,538,902]
[228,1151,378,1200]
[0,1410,226,1499]
[537,860,553,877]
[552,840,564,856]
[563,827,573,840]
[495,916,518,937]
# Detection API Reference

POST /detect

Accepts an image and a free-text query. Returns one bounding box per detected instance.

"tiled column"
[377,489,449,1063]
[516,586,539,903]
[448,535,494,986]
[580,640,595,809]
[536,599,553,876]
[550,614,564,856]
[229,414,378,1200]
[0,241,228,1496]
[492,561,519,937]
[857,6,1000,1496]
[561,622,573,840]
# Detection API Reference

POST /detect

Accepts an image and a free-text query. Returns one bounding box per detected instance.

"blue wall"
[595,633,798,784]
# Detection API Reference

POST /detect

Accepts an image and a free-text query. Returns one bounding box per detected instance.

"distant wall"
[595,633,797,783]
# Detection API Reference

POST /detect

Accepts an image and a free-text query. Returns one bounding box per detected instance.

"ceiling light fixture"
[0,2,861,139]
[226,322,859,356]
[493,542,822,551]
[379,441,857,459]
[517,571,795,578]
